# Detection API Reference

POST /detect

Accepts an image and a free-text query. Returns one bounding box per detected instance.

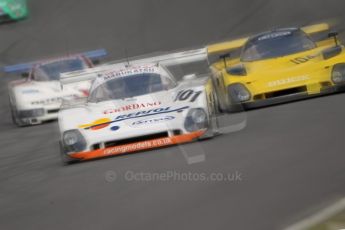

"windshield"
[241,30,316,62]
[89,73,175,103]
[36,58,87,81]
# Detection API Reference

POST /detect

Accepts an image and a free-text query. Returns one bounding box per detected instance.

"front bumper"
[17,107,60,125]
[66,130,205,161]
[230,84,345,111]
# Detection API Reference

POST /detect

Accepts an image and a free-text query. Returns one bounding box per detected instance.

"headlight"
[332,64,345,84]
[62,130,87,153]
[18,109,45,118]
[184,108,208,132]
[64,132,79,146]
[228,83,251,103]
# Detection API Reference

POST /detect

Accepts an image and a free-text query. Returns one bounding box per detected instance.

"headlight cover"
[332,63,345,84]
[228,83,251,103]
[62,130,87,153]
[184,108,208,132]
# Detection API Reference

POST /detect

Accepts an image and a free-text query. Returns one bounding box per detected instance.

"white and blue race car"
[4,49,107,126]
[58,49,219,163]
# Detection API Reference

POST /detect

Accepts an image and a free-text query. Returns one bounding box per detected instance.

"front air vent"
[47,109,60,114]
[264,86,307,99]
[104,132,170,148]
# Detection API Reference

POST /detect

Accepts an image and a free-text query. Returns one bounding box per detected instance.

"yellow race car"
[208,23,345,111]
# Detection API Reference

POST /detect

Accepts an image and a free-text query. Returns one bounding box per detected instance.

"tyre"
[9,98,26,127]
[199,91,221,140]
[59,142,79,165]
[212,91,222,115]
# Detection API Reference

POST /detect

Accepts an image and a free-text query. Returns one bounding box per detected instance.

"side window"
[32,69,40,81]
[29,69,36,80]
[31,68,45,81]
[161,75,176,90]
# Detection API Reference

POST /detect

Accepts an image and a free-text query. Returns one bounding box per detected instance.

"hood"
[245,49,324,73]
[72,90,189,122]
[59,85,209,140]
[236,47,335,93]
[73,80,208,123]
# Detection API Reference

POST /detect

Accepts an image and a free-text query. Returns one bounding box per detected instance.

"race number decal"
[290,55,316,65]
[175,90,202,103]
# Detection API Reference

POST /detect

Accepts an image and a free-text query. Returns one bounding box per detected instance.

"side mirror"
[328,31,339,46]
[226,64,247,76]
[182,74,197,81]
[219,53,231,68]
[328,31,339,38]
[322,45,342,60]
[219,53,231,60]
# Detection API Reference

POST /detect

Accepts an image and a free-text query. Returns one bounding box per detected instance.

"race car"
[0,0,28,23]
[58,49,219,164]
[208,23,345,111]
[4,49,107,126]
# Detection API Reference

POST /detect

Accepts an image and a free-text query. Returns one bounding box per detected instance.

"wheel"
[210,91,221,136]
[9,98,26,127]
[59,142,79,165]
[213,91,222,114]
[199,91,222,140]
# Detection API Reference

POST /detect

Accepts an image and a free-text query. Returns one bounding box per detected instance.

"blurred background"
[0,0,345,229]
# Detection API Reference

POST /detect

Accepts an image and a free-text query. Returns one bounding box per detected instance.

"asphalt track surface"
[1,1,345,230]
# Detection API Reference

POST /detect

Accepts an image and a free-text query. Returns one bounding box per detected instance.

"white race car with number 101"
[58,49,219,164]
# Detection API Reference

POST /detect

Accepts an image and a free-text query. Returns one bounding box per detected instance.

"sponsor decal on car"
[102,65,157,80]
[103,138,174,156]
[267,75,310,87]
[79,118,112,130]
[103,101,162,114]
[70,131,205,160]
[258,31,292,41]
[21,89,40,94]
[112,106,187,122]
[110,126,120,131]
[174,89,203,103]
[290,55,317,65]
[131,116,175,127]
[91,65,159,90]
[31,97,63,105]
[79,106,189,130]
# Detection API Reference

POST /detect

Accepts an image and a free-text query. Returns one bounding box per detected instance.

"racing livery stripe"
[69,131,205,160]
[83,106,190,130]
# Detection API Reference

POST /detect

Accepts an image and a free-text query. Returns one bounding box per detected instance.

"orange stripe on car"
[70,131,205,160]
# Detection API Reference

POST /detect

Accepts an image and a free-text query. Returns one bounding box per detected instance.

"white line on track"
[284,197,345,230]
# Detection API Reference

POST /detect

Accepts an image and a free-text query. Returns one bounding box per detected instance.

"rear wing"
[60,48,207,85]
[301,23,332,44]
[207,37,247,55]
[2,49,107,74]
[302,23,330,34]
